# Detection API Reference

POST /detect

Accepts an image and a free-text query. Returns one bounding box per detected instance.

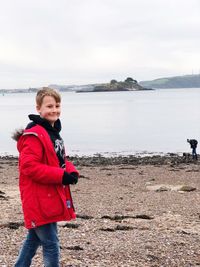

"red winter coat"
[17,125,78,229]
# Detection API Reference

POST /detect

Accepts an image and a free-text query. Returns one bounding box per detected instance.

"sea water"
[0,88,200,156]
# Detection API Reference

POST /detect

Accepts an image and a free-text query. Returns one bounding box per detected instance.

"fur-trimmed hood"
[11,114,61,142]
[11,128,24,141]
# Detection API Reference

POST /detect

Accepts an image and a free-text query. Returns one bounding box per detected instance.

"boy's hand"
[62,172,78,185]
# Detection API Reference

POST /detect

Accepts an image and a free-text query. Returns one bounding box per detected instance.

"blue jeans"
[14,223,60,267]
[192,147,197,160]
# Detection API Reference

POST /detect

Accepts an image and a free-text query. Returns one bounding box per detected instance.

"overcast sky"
[0,0,200,88]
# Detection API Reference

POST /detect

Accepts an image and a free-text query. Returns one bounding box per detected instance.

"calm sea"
[1,88,200,156]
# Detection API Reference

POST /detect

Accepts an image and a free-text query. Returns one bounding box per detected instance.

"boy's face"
[36,96,61,126]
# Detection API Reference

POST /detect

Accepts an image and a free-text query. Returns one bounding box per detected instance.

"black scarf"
[26,114,66,168]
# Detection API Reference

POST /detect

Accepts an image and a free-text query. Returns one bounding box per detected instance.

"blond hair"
[36,87,61,107]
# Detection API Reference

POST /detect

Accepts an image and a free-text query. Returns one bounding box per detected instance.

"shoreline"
[0,152,198,166]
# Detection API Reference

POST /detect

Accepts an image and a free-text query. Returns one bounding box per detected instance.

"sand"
[0,155,200,267]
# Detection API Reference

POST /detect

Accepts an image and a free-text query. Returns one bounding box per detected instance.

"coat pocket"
[37,185,65,219]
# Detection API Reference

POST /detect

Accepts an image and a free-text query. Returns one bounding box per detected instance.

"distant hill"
[139,74,200,89]
[49,84,95,92]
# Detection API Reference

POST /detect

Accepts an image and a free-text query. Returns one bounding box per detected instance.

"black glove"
[62,172,78,185]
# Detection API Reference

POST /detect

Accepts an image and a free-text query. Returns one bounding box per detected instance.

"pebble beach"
[0,154,200,267]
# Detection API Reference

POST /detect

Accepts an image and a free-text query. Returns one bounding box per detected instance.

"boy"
[13,87,79,267]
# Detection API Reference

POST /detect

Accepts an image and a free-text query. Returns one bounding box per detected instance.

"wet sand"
[0,155,200,267]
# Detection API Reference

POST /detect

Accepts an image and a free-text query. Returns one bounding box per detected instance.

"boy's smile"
[36,95,61,126]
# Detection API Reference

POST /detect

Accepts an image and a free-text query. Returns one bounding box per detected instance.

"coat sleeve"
[19,135,64,184]
[65,160,79,176]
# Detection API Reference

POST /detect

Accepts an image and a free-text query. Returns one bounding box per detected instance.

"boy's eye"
[46,104,60,108]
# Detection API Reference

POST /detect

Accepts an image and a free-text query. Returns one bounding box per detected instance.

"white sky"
[0,0,200,88]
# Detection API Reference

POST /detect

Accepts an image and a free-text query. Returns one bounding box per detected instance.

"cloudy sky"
[0,0,200,88]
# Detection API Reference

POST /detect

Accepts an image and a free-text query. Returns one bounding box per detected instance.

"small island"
[76,77,152,93]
